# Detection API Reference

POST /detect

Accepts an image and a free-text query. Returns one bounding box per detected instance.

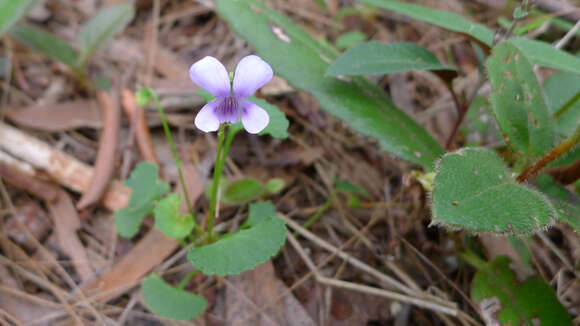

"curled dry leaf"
[4,100,102,131]
[77,91,121,210]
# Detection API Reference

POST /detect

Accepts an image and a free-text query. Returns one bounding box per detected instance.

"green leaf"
[244,201,277,228]
[487,41,555,157]
[468,256,573,325]
[335,31,366,50]
[264,178,285,195]
[251,97,289,139]
[153,194,194,239]
[216,0,444,169]
[543,72,580,137]
[222,178,264,204]
[432,148,556,234]
[358,0,494,46]
[142,274,207,320]
[78,3,134,65]
[0,0,40,37]
[535,174,580,233]
[10,24,78,68]
[510,37,580,75]
[114,162,170,238]
[188,216,286,275]
[334,178,369,196]
[327,42,456,76]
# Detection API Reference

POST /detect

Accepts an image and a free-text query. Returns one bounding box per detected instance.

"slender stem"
[294,192,334,238]
[207,124,227,237]
[517,124,580,183]
[149,91,197,227]
[178,270,199,289]
[443,81,467,150]
[554,89,580,119]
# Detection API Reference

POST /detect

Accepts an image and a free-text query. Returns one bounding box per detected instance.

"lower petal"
[241,100,270,134]
[194,101,220,132]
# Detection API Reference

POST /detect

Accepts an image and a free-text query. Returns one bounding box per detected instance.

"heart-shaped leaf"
[154,194,194,239]
[358,0,494,47]
[487,41,555,157]
[216,0,444,169]
[327,42,457,77]
[432,148,556,234]
[142,274,207,320]
[466,255,573,325]
[114,162,169,238]
[188,216,286,276]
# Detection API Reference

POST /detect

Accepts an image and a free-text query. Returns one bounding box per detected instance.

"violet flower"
[189,55,273,134]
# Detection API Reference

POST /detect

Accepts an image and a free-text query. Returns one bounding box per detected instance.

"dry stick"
[0,121,130,211]
[399,237,481,325]
[0,179,105,324]
[233,213,385,326]
[554,19,580,49]
[77,90,121,210]
[517,124,580,183]
[286,233,458,316]
[121,89,159,165]
[281,214,457,309]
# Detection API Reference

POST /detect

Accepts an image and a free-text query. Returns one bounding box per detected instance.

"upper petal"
[232,55,273,98]
[194,100,220,132]
[241,100,270,134]
[189,56,231,98]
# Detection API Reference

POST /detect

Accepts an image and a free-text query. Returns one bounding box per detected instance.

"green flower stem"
[517,123,580,182]
[147,89,198,231]
[294,192,334,238]
[178,270,200,289]
[207,124,227,238]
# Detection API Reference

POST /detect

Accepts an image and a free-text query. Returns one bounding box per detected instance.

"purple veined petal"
[189,56,231,98]
[232,55,273,99]
[215,97,240,124]
[194,100,221,132]
[241,100,270,134]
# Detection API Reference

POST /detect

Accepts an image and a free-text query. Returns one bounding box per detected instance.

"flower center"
[216,96,240,123]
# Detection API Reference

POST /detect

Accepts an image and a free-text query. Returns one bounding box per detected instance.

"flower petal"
[189,56,231,98]
[233,55,273,98]
[194,100,220,132]
[241,100,270,134]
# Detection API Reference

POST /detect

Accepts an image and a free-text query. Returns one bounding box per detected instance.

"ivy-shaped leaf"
[467,255,573,325]
[487,41,555,157]
[432,148,556,234]
[142,274,207,320]
[154,194,194,239]
[188,217,286,275]
[114,162,169,238]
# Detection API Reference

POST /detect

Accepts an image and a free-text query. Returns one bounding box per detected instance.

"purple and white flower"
[189,55,273,134]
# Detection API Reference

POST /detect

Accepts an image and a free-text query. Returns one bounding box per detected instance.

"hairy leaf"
[487,41,555,157]
[432,148,556,234]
